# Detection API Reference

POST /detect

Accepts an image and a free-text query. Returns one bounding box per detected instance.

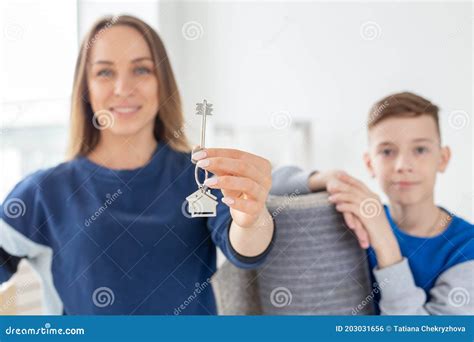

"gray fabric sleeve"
[373,258,474,315]
[270,166,315,196]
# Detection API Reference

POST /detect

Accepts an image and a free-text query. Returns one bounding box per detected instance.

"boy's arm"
[271,167,350,196]
[373,259,474,315]
[270,166,318,196]
[272,168,371,249]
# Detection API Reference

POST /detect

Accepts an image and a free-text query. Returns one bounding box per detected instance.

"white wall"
[78,0,159,39]
[157,1,473,220]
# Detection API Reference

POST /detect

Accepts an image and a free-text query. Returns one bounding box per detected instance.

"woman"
[0,15,274,315]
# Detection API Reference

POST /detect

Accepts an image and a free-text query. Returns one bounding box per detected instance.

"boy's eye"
[134,66,151,75]
[380,148,393,157]
[415,146,429,154]
[97,69,113,77]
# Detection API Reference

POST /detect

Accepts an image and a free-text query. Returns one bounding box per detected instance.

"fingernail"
[204,177,217,186]
[192,150,207,160]
[222,197,234,205]
[196,159,210,168]
[328,196,334,201]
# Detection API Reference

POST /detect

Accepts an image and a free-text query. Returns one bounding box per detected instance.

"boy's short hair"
[367,92,440,137]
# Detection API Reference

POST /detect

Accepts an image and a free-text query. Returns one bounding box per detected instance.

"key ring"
[195,163,209,189]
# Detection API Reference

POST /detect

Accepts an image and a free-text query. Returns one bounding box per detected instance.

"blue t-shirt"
[368,205,474,309]
[0,143,272,315]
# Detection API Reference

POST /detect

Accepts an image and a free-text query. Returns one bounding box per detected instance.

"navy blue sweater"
[0,143,272,315]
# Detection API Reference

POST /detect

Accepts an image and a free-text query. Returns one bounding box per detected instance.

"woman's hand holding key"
[193,148,272,228]
[193,148,274,256]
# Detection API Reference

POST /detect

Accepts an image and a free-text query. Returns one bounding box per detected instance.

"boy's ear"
[363,152,376,178]
[438,146,451,173]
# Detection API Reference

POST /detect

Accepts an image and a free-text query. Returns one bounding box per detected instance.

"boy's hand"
[308,169,345,192]
[326,172,392,249]
[310,170,370,249]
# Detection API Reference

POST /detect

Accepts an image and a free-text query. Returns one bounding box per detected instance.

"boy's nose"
[395,154,414,173]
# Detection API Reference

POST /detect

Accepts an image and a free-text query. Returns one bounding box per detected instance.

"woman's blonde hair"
[67,15,190,158]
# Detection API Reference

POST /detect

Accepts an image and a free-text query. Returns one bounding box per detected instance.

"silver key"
[186,99,218,217]
[191,99,213,164]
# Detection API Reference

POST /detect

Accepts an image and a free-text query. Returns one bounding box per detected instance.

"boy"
[271,92,474,314]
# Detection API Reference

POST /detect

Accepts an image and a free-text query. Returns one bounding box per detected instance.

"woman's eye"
[134,67,151,75]
[97,69,113,77]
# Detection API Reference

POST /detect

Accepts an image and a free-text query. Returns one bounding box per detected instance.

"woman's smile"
[110,105,142,118]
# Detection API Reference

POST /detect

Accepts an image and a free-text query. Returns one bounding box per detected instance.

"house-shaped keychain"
[186,188,218,217]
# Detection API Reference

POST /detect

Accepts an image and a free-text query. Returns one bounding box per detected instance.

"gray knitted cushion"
[212,192,374,315]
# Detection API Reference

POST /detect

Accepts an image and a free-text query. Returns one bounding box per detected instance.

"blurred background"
[0,0,472,314]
